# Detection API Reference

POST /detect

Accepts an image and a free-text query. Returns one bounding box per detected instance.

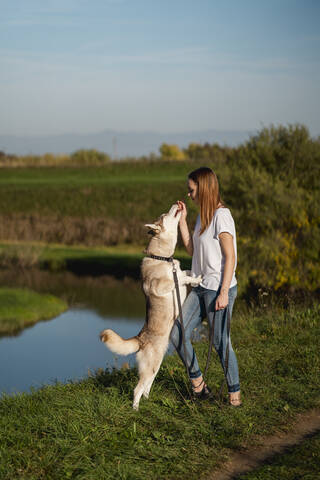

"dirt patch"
[208,408,320,480]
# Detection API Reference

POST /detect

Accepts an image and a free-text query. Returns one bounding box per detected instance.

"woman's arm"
[176,201,193,256]
[215,232,235,310]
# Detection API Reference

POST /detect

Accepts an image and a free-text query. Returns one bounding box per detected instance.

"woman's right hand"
[176,200,187,223]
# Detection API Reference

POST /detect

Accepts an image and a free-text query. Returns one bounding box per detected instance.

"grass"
[0,163,200,218]
[238,432,320,480]
[0,301,319,479]
[0,160,318,295]
[0,287,68,335]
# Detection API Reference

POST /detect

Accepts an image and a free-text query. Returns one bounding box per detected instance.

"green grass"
[0,157,318,295]
[0,287,68,335]
[0,163,200,218]
[0,162,192,183]
[0,302,319,479]
[238,432,320,480]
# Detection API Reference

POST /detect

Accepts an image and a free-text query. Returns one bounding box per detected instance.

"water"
[0,270,145,395]
[0,308,143,395]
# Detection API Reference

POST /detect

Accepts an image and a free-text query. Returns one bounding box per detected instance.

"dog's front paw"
[190,275,202,286]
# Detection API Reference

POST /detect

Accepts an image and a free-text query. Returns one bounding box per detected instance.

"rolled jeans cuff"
[228,383,240,393]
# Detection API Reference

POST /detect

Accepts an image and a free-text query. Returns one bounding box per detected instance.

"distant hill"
[0,129,253,158]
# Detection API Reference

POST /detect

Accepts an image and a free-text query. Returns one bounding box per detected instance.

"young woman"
[171,166,241,406]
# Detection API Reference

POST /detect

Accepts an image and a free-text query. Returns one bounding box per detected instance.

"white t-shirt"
[191,207,237,291]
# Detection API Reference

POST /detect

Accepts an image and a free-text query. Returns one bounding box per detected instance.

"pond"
[0,270,146,396]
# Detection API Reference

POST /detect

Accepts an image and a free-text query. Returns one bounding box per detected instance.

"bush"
[70,149,111,165]
[159,144,186,161]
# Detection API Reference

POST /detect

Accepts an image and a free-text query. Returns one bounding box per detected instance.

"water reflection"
[0,269,145,395]
[0,269,145,318]
[0,269,204,396]
[0,307,143,395]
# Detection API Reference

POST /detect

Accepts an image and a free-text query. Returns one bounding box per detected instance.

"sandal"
[192,380,212,400]
[229,392,242,407]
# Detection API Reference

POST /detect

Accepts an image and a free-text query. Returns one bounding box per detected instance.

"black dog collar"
[146,253,173,263]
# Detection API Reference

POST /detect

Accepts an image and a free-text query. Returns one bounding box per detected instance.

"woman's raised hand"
[176,200,187,222]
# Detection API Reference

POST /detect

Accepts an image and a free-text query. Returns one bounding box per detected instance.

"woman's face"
[187,178,199,204]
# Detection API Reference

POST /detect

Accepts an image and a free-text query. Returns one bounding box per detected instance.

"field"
[0,137,319,297]
[0,124,319,478]
[0,302,319,479]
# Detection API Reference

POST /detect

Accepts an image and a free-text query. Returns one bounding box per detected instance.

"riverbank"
[0,287,68,335]
[0,301,319,479]
[0,240,191,280]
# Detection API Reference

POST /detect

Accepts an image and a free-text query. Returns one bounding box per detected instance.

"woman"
[171,166,241,406]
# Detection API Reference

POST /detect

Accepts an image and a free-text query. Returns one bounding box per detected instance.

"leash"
[172,262,191,394]
[146,253,191,395]
[145,253,232,401]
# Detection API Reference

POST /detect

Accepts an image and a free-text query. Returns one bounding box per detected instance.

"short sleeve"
[214,210,235,240]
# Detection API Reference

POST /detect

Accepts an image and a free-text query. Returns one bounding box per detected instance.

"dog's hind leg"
[133,373,152,410]
[133,346,164,409]
[143,372,157,399]
[143,343,166,400]
[132,351,151,410]
[143,355,163,399]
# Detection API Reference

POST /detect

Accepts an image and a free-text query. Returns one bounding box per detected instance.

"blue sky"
[1,0,320,136]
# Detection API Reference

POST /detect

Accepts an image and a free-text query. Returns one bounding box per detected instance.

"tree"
[159,143,186,161]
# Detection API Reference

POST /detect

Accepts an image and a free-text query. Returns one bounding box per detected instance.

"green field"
[0,163,195,220]
[0,301,319,479]
[0,124,319,297]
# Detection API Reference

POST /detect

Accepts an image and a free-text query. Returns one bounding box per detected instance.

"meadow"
[0,124,319,297]
[0,124,319,478]
[0,301,319,479]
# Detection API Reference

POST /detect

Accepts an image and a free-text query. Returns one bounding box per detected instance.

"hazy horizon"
[0,127,255,157]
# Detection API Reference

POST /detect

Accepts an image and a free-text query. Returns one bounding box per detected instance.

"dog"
[100,203,201,409]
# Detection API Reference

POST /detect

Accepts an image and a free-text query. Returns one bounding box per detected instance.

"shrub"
[70,149,111,165]
[159,144,186,161]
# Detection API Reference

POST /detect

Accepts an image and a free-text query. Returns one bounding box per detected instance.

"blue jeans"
[170,285,240,393]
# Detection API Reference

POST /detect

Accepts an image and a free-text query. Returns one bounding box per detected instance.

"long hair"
[188,167,223,234]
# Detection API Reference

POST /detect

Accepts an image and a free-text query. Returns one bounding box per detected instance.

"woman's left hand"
[215,291,229,311]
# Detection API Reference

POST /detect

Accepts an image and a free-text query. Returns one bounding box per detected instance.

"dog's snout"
[169,204,179,217]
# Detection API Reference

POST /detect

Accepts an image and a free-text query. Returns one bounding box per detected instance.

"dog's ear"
[145,223,162,234]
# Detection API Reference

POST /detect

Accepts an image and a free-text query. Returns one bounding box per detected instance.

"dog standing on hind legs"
[100,204,201,410]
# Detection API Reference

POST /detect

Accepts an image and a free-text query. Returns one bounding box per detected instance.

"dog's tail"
[100,329,140,355]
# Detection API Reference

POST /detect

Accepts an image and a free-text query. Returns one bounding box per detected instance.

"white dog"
[100,204,201,409]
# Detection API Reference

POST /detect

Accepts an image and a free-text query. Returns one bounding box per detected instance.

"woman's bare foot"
[191,376,212,400]
[229,391,242,407]
[191,376,205,393]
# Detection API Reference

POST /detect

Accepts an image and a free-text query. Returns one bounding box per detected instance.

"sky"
[1,0,320,137]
